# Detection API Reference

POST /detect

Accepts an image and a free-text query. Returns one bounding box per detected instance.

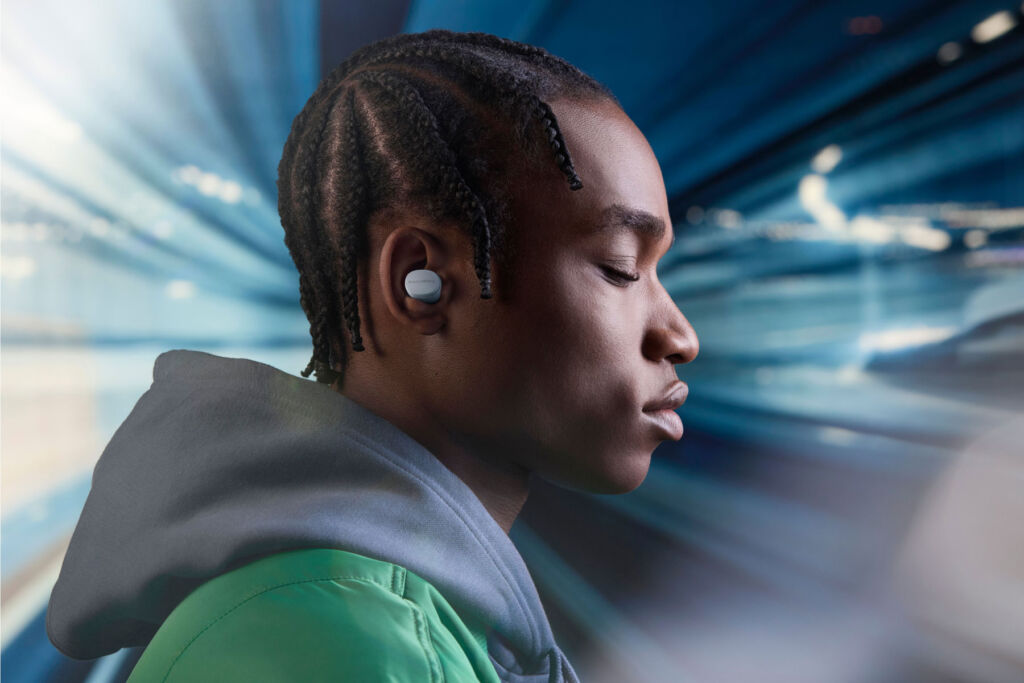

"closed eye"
[600,265,641,285]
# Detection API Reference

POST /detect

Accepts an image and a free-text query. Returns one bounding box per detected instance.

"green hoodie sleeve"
[126,549,500,683]
[164,579,444,681]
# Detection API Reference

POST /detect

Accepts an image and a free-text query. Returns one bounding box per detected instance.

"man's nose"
[644,290,698,365]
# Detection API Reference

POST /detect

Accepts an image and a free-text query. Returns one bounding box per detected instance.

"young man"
[46,30,697,682]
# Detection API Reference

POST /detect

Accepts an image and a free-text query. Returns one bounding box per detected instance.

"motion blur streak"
[3,1,1022,681]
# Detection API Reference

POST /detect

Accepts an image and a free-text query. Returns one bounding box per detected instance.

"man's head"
[278,30,697,495]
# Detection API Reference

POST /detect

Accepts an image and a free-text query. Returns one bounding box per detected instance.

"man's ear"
[378,226,450,336]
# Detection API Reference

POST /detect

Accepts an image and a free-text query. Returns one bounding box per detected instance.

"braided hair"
[277,29,619,386]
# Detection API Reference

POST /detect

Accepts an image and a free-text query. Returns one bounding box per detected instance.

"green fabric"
[127,547,502,682]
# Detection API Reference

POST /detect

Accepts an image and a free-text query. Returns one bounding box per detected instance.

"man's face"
[437,97,699,495]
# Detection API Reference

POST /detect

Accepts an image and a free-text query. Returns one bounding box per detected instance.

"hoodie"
[46,349,580,682]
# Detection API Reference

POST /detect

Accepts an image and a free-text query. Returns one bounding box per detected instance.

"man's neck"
[335,378,531,534]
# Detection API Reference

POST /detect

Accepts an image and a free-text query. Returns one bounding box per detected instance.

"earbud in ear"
[404,269,442,304]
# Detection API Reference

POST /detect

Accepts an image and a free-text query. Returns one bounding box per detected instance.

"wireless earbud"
[404,269,442,304]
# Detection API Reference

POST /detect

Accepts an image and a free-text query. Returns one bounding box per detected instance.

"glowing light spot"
[820,426,857,446]
[799,175,827,203]
[0,255,37,280]
[963,229,988,249]
[219,180,243,204]
[971,10,1016,43]
[836,363,864,385]
[936,42,962,65]
[165,280,197,299]
[176,165,251,205]
[716,208,743,229]
[811,144,842,173]
[177,165,202,185]
[88,218,111,238]
[198,172,221,197]
[152,220,174,240]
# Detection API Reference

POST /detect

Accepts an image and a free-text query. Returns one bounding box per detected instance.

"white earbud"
[404,269,442,304]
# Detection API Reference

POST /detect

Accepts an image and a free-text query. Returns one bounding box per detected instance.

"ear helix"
[404,269,442,304]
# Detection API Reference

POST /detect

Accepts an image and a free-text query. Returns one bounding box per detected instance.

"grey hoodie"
[46,349,580,683]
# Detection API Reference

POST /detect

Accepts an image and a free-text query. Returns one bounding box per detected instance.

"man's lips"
[643,381,688,412]
[642,407,684,440]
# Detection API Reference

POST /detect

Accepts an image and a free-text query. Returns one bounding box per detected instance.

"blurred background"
[2,0,1022,681]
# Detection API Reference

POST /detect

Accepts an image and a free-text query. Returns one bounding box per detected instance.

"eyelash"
[601,265,641,285]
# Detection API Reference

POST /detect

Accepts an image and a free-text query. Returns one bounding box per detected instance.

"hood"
[46,349,579,683]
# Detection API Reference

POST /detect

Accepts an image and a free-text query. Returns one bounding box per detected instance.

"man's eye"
[600,265,641,285]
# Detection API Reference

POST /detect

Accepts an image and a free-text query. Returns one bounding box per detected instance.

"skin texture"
[333,97,699,534]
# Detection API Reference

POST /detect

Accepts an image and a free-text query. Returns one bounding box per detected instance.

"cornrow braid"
[355,42,584,189]
[288,80,346,383]
[335,88,368,355]
[353,68,494,299]
[277,30,616,386]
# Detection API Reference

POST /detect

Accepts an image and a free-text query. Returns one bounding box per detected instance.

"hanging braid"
[277,29,617,386]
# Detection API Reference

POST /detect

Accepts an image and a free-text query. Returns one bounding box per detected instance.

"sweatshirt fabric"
[45,349,580,682]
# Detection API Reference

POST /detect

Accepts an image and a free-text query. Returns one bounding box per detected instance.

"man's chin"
[541,456,651,495]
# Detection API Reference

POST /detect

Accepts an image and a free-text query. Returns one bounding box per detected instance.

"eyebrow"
[593,203,675,249]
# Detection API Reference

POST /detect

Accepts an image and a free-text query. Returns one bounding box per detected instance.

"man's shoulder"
[126,548,497,682]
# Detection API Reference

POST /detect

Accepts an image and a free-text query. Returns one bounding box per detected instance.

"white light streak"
[798,174,847,231]
[971,10,1016,43]
[900,223,952,251]
[849,216,897,244]
[175,165,250,206]
[942,207,1024,229]
[1,63,83,145]
[820,426,858,446]
[858,326,958,352]
[797,176,952,250]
